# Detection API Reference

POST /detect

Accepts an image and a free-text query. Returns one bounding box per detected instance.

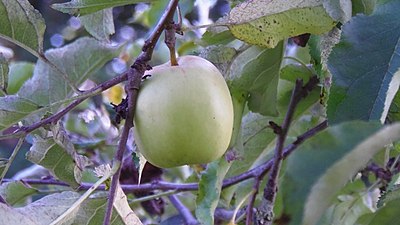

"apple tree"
[0,0,400,225]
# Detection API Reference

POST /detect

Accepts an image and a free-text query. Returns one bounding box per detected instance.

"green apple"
[133,55,234,168]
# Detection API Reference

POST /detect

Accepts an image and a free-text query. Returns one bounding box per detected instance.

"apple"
[133,55,234,168]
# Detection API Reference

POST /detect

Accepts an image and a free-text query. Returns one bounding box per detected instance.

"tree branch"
[257,76,320,225]
[0,73,128,140]
[102,1,180,225]
[2,119,327,193]
[246,179,260,225]
[168,194,199,225]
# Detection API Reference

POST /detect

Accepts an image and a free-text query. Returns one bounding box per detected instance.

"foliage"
[0,0,400,225]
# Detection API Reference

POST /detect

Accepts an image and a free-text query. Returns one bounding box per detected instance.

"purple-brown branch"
[0,74,128,140]
[168,194,199,225]
[257,76,320,225]
[102,1,180,225]
[3,118,327,186]
[2,119,327,193]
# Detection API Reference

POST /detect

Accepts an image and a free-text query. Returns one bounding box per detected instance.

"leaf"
[199,17,235,47]
[200,30,235,46]
[199,45,237,77]
[0,95,40,132]
[6,62,34,94]
[0,54,8,95]
[17,191,80,225]
[228,0,336,48]
[196,159,231,225]
[280,64,313,83]
[323,0,352,23]
[26,135,85,187]
[0,181,37,206]
[352,0,377,15]
[357,198,400,225]
[0,203,39,225]
[72,193,124,225]
[229,42,285,116]
[79,8,115,41]
[51,0,153,16]
[281,121,400,225]
[18,37,120,108]
[319,193,375,225]
[0,0,45,55]
[114,184,143,225]
[327,0,400,124]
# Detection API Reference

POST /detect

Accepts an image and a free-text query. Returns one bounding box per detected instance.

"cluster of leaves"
[0,0,400,225]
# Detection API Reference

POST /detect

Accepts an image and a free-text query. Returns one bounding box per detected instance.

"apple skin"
[133,55,234,168]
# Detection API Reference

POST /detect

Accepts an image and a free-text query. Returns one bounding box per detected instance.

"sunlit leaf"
[228,0,336,48]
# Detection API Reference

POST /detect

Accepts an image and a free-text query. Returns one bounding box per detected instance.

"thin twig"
[1,73,128,140]
[102,1,180,224]
[246,179,261,225]
[2,120,328,193]
[168,194,199,225]
[0,137,25,183]
[258,76,320,225]
[0,195,8,206]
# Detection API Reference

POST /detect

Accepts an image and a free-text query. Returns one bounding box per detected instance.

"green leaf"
[0,203,39,225]
[357,198,400,225]
[352,0,377,15]
[18,191,80,225]
[6,62,34,94]
[79,9,115,41]
[18,37,120,107]
[196,159,231,225]
[228,0,336,48]
[323,0,352,23]
[26,128,88,188]
[280,64,313,83]
[319,193,374,225]
[387,89,400,122]
[199,45,237,77]
[230,42,285,116]
[0,95,40,131]
[327,0,400,124]
[0,55,8,95]
[0,181,38,206]
[200,30,235,46]
[281,121,400,225]
[72,194,124,225]
[0,0,45,55]
[51,0,152,16]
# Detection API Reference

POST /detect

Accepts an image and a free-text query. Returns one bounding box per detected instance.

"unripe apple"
[133,55,234,168]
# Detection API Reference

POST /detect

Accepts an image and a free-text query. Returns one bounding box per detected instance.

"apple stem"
[165,21,179,66]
